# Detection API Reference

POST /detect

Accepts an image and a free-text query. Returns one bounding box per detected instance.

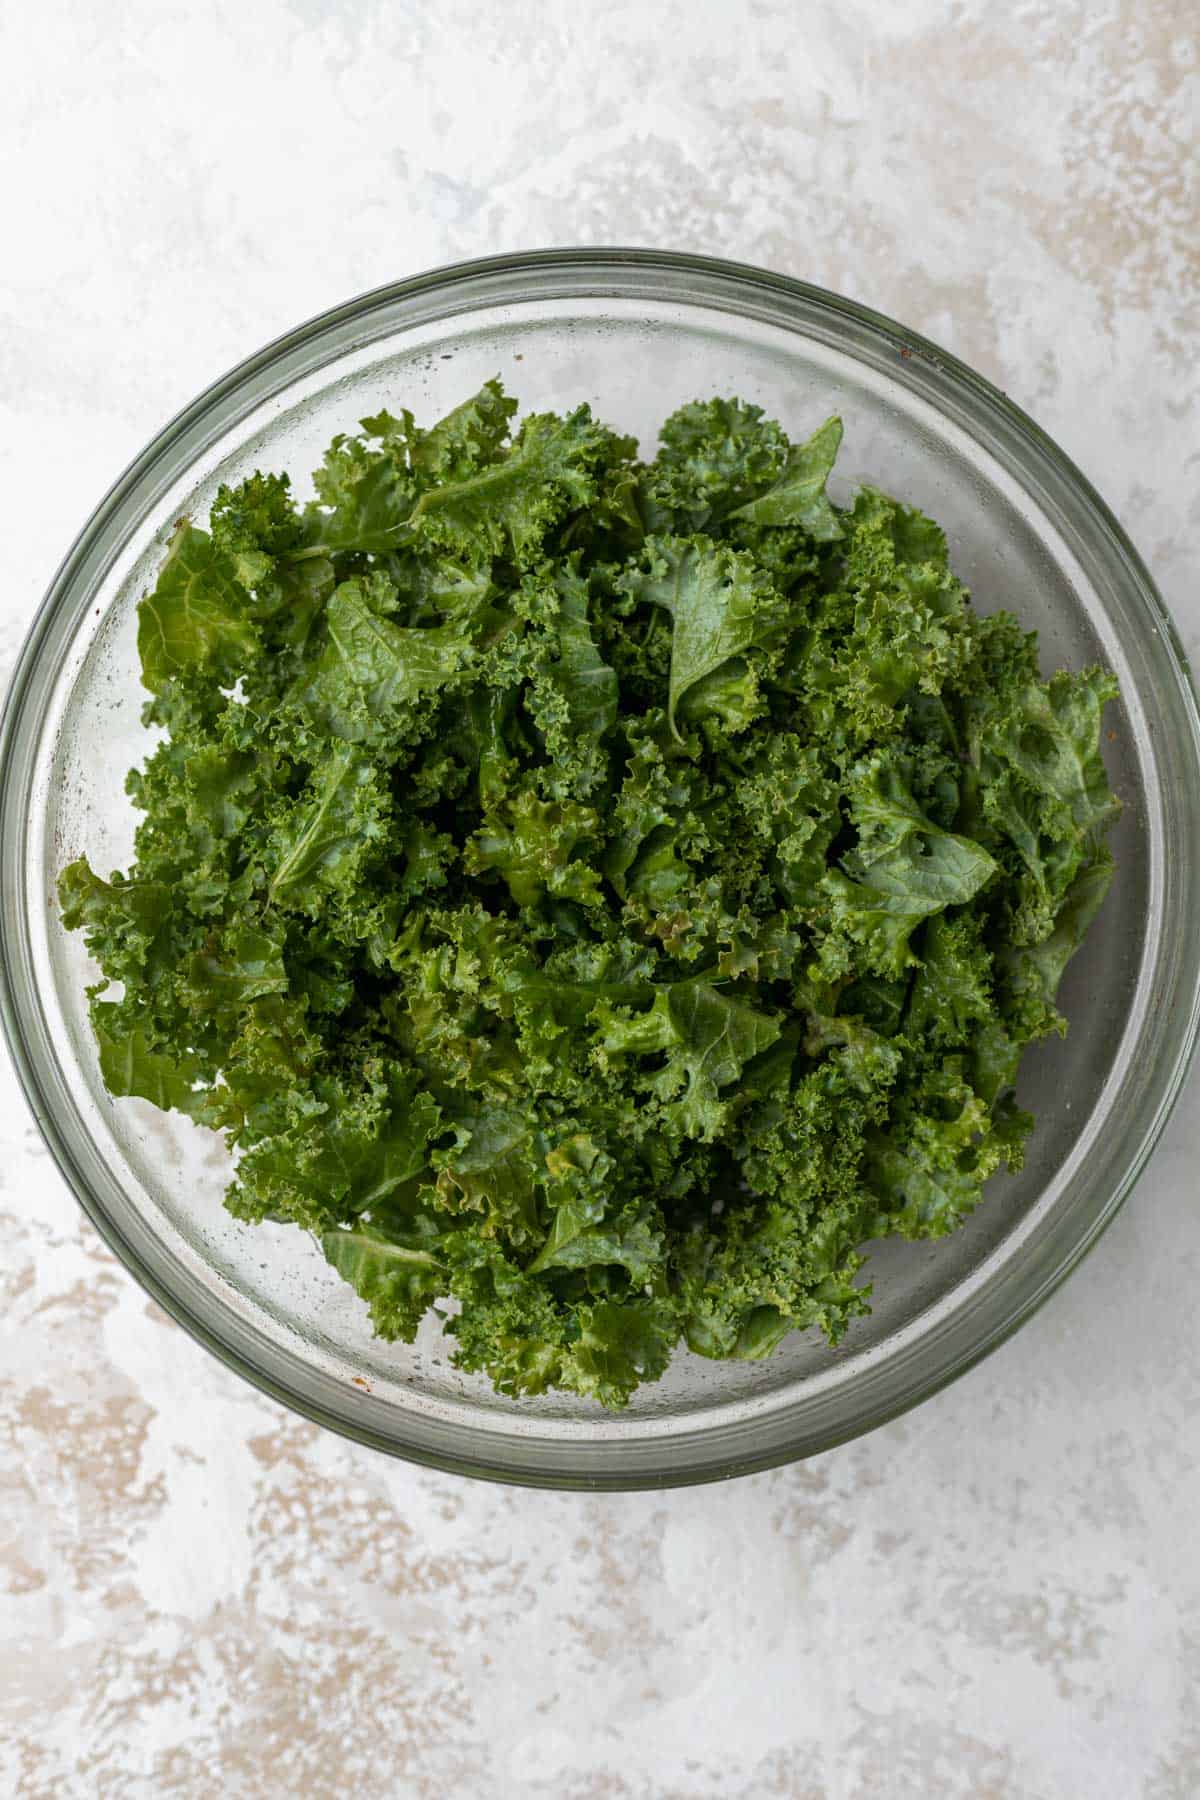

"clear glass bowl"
[2,251,1198,1489]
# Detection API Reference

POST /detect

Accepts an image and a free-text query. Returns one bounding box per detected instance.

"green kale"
[60,381,1120,1407]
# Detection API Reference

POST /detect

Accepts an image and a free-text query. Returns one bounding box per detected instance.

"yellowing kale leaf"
[60,380,1120,1407]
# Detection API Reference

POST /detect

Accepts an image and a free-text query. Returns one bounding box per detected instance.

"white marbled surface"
[2,3,1198,1795]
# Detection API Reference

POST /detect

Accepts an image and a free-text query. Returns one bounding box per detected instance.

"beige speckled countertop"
[2,4,1198,1795]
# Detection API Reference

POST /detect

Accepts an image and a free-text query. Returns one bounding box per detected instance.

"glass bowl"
[3,251,1198,1490]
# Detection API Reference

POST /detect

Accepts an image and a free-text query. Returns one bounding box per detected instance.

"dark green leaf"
[619,535,788,738]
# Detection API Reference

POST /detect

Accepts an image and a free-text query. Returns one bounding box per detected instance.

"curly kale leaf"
[91,1005,209,1117]
[534,559,618,746]
[818,752,998,978]
[411,404,632,567]
[137,524,258,692]
[296,575,476,744]
[638,396,794,533]
[229,1063,442,1229]
[266,746,390,912]
[727,414,843,538]
[321,1224,445,1342]
[618,535,790,739]
[597,980,783,1142]
[363,376,519,485]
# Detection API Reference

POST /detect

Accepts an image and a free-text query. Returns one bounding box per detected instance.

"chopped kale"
[59,386,1120,1406]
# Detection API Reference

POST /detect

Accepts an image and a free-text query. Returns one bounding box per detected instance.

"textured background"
[2,2,1198,1796]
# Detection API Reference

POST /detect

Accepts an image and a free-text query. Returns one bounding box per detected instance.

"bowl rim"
[2,246,1198,1489]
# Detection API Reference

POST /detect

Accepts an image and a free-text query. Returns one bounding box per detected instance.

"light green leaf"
[728,415,843,537]
[137,524,257,692]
